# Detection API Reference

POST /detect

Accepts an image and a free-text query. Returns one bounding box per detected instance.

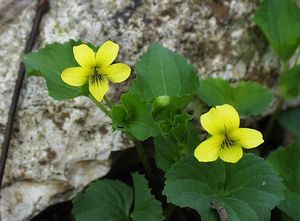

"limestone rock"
[0,0,281,220]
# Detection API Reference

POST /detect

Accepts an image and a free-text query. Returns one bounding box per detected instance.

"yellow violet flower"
[194,104,264,163]
[61,40,131,101]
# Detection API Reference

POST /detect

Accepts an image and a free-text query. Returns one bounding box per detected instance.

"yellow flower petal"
[89,76,109,102]
[96,41,119,67]
[228,128,264,149]
[219,144,243,163]
[73,44,96,68]
[200,104,240,135]
[61,67,92,86]
[100,63,131,83]
[194,135,224,162]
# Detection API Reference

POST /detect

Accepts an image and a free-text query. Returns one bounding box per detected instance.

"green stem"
[88,94,111,117]
[282,62,289,74]
[104,95,112,108]
[88,94,158,197]
[127,132,153,179]
[90,95,156,192]
[264,96,284,143]
[89,94,153,178]
[165,204,176,221]
[293,48,300,67]
[264,60,288,148]
[134,140,153,177]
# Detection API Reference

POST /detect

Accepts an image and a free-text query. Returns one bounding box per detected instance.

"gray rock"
[0,0,283,220]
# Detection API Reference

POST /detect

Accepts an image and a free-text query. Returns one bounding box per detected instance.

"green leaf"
[154,135,182,172]
[22,40,89,100]
[280,65,300,99]
[157,112,192,134]
[111,93,160,141]
[131,43,199,101]
[73,174,163,221]
[198,78,232,104]
[278,107,300,136]
[198,78,272,116]
[154,122,200,172]
[131,173,164,221]
[268,139,300,220]
[163,154,284,221]
[73,180,133,221]
[280,193,300,221]
[254,0,300,60]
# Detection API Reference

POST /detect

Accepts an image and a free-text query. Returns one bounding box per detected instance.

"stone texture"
[0,0,286,220]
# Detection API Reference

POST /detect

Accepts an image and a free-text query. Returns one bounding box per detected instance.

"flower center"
[91,68,103,85]
[221,135,235,149]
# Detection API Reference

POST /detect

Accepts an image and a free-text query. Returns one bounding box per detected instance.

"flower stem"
[131,137,161,197]
[135,141,153,176]
[89,94,153,178]
[264,97,284,142]
[104,95,112,108]
[88,94,111,118]
[264,59,289,149]
[89,95,155,187]
[126,132,153,179]
[211,201,229,221]
[293,48,300,67]
[165,204,176,221]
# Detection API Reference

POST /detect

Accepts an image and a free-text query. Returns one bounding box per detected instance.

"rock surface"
[0,0,282,220]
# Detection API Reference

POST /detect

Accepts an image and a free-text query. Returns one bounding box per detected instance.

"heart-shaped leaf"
[254,0,300,60]
[268,139,300,220]
[163,154,284,221]
[131,173,164,221]
[198,78,272,117]
[73,174,163,221]
[22,40,90,100]
[280,65,300,99]
[131,43,199,101]
[154,121,200,172]
[278,107,300,136]
[111,93,160,141]
[73,180,133,221]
